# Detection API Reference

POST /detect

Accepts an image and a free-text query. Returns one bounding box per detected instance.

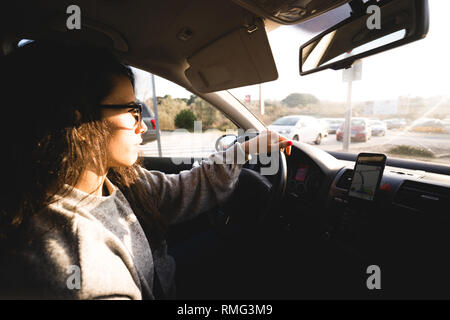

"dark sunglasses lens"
[135,105,142,127]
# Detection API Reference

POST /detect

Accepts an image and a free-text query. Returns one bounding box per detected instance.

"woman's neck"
[74,168,109,196]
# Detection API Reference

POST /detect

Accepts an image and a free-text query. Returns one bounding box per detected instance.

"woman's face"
[100,75,147,168]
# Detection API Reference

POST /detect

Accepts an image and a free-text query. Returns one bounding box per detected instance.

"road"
[139,130,222,158]
[139,129,450,164]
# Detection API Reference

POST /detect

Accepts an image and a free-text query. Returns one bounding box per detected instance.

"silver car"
[322,118,345,134]
[141,102,160,144]
[368,119,387,136]
[268,115,324,145]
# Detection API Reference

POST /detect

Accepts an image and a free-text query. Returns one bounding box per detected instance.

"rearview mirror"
[300,0,429,75]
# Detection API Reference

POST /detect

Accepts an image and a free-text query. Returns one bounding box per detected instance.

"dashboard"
[283,143,450,261]
[285,145,450,226]
[239,139,450,252]
[286,161,324,204]
[278,144,450,296]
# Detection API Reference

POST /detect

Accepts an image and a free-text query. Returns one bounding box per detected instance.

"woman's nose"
[138,120,148,134]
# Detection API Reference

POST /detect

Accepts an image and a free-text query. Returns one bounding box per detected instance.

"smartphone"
[348,153,387,202]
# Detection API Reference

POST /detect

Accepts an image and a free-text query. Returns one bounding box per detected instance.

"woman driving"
[0,41,292,299]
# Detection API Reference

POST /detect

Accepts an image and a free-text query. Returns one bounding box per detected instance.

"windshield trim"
[226,89,267,129]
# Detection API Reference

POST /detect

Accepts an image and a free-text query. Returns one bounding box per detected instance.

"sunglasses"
[100,102,143,129]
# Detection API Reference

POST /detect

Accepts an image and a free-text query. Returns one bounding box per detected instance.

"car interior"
[1,0,449,299]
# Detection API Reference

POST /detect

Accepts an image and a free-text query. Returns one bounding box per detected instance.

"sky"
[134,0,450,104]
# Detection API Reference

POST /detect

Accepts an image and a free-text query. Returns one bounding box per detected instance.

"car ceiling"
[1,0,350,93]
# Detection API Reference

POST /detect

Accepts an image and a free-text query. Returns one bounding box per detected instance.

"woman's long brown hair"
[0,41,166,251]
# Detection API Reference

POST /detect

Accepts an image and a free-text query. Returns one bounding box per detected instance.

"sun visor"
[185,20,278,93]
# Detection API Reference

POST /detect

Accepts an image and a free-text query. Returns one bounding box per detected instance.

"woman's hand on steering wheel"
[240,130,293,157]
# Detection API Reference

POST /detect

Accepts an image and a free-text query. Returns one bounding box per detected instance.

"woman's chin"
[112,153,139,167]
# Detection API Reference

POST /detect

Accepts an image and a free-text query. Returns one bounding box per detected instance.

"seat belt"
[116,184,166,299]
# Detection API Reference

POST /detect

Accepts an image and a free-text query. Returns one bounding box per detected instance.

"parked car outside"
[140,101,160,144]
[317,118,329,138]
[336,118,372,142]
[384,118,407,129]
[322,118,345,134]
[368,119,387,136]
[268,115,324,145]
[409,118,445,133]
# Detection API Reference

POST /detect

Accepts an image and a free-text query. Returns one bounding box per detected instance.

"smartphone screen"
[348,153,387,201]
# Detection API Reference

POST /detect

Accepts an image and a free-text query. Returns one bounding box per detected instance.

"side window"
[133,68,238,158]
[141,103,154,118]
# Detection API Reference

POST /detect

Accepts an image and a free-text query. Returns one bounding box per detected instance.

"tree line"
[144,94,235,131]
[145,92,449,131]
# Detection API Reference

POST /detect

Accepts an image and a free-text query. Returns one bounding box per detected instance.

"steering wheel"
[208,150,287,237]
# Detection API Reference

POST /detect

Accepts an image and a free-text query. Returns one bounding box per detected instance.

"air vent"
[336,169,353,190]
[394,181,450,218]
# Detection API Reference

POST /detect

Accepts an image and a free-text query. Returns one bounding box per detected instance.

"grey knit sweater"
[1,143,248,299]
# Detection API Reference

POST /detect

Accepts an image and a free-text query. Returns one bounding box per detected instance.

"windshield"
[228,1,450,166]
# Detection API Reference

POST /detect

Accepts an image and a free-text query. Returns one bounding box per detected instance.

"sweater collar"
[58,177,118,209]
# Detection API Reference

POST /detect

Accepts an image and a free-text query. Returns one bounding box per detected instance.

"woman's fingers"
[279,140,292,156]
[279,139,292,149]
[241,130,293,156]
[277,133,292,156]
